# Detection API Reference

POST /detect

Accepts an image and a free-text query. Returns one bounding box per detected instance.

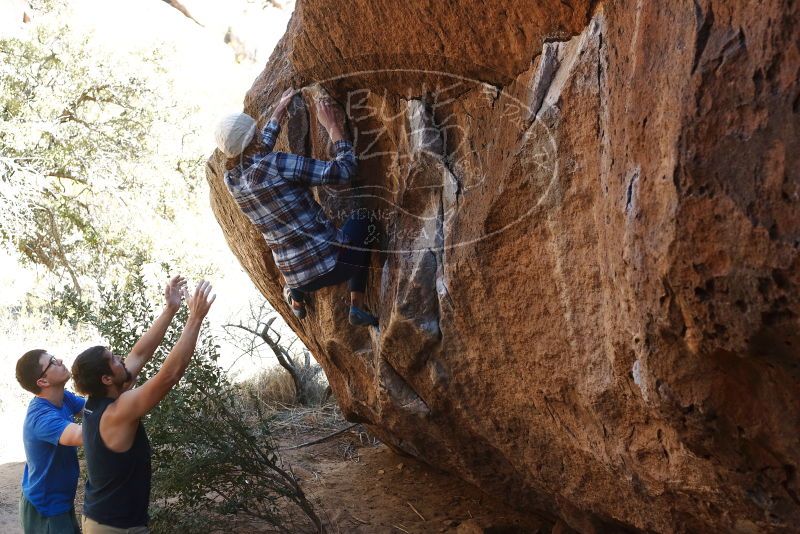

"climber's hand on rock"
[316,98,344,142]
[271,87,297,122]
[277,88,296,110]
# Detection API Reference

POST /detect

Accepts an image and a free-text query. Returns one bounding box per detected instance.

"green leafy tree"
[53,268,323,533]
[0,0,200,293]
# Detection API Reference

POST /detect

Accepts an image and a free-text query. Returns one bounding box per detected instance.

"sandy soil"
[0,462,23,534]
[281,428,549,533]
[0,429,548,534]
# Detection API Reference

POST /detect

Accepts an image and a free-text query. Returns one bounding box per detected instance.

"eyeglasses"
[39,355,58,379]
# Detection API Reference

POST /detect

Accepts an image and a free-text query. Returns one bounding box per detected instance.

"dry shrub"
[240,366,305,408]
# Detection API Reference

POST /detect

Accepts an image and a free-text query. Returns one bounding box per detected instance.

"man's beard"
[115,365,133,385]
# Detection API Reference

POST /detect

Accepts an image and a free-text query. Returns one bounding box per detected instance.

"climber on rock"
[215,87,379,327]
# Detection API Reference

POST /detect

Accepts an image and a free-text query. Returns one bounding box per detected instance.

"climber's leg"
[288,288,306,306]
[338,214,379,326]
[284,286,307,319]
[287,211,379,326]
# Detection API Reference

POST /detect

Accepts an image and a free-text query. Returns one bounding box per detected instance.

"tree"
[225,299,329,407]
[0,0,199,293]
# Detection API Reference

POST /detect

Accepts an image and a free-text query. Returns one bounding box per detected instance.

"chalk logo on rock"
[288,60,559,256]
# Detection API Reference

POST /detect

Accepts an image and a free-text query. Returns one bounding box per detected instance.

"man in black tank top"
[71,277,216,533]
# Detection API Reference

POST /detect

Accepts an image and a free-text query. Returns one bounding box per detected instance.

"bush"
[53,268,323,533]
[225,307,331,407]
[239,367,298,408]
[238,365,332,410]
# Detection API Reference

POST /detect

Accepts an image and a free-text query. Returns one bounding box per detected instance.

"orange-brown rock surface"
[207,1,800,532]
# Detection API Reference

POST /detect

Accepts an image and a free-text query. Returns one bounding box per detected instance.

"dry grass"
[240,366,298,407]
[237,366,332,413]
[235,369,370,450]
[270,403,347,437]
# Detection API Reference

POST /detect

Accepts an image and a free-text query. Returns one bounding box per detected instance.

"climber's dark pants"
[290,212,377,303]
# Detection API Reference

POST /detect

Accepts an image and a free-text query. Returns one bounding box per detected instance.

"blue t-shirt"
[21,390,85,516]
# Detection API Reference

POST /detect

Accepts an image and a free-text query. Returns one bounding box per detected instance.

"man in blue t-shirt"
[15,349,85,534]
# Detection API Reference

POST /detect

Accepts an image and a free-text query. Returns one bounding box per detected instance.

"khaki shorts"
[81,515,149,534]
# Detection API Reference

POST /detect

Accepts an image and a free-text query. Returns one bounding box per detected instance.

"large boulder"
[207,1,800,531]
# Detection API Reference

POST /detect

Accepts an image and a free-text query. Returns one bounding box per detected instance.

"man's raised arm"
[111,281,216,423]
[277,98,357,187]
[260,87,297,153]
[124,275,187,383]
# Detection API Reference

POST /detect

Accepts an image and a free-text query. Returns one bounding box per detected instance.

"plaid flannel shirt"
[224,120,358,288]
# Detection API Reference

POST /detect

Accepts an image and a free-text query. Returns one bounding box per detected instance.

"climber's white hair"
[214,112,257,158]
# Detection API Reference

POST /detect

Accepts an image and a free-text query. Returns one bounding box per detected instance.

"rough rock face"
[207,1,800,532]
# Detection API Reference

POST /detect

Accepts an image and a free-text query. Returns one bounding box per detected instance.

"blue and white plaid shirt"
[224,120,358,288]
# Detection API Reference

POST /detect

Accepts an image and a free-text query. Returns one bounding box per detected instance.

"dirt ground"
[280,427,550,533]
[0,462,23,534]
[0,428,549,534]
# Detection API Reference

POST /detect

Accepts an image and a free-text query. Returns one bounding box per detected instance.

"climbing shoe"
[283,286,307,320]
[349,306,379,327]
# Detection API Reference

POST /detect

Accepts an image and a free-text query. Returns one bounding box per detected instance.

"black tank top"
[82,396,152,528]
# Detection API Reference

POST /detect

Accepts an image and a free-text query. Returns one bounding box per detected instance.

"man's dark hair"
[72,345,111,398]
[16,349,47,394]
